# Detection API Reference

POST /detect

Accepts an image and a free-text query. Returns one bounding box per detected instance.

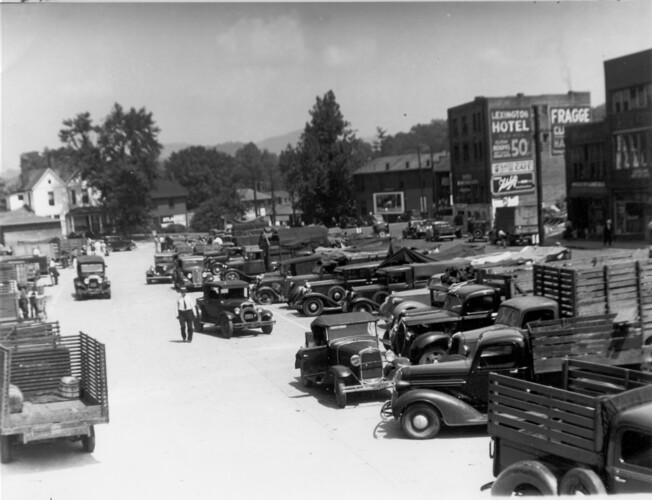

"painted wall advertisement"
[549,106,591,155]
[490,108,535,197]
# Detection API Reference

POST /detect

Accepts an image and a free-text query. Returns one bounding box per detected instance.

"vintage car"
[73,255,111,300]
[195,280,275,338]
[174,254,210,291]
[146,252,176,284]
[370,214,389,237]
[294,312,408,408]
[219,245,267,282]
[425,220,456,241]
[106,235,137,252]
[402,219,427,239]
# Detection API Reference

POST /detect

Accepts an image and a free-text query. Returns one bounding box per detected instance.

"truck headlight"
[235,307,241,315]
[385,350,396,363]
[350,355,361,367]
[186,273,192,279]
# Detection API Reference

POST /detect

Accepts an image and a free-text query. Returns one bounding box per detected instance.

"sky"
[1,1,651,176]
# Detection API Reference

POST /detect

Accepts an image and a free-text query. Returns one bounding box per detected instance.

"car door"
[608,426,652,494]
[466,341,528,404]
[459,295,498,331]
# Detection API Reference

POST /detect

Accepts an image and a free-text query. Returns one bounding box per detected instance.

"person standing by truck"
[603,218,613,246]
[176,288,198,343]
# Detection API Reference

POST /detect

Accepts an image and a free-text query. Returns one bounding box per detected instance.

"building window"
[462,143,470,162]
[71,190,77,205]
[48,191,55,206]
[451,119,458,137]
[18,194,24,201]
[82,191,89,204]
[612,84,651,114]
[168,198,175,208]
[461,116,468,135]
[614,131,650,170]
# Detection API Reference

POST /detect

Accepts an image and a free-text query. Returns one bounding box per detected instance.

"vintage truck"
[145,252,176,284]
[487,360,652,495]
[294,312,408,408]
[173,254,209,291]
[74,255,111,300]
[0,331,109,463]
[380,311,647,439]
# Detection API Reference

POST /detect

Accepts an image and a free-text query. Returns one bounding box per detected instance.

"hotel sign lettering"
[490,108,532,161]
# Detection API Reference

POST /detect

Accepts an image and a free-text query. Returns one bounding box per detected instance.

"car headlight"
[186,273,192,279]
[84,278,89,284]
[405,330,414,340]
[350,355,361,367]
[235,307,241,315]
[385,350,396,363]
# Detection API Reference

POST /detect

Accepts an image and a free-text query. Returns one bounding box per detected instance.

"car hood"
[329,336,379,355]
[396,357,470,384]
[401,308,458,326]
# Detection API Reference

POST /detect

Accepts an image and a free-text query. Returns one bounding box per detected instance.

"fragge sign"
[550,106,591,155]
[490,108,532,161]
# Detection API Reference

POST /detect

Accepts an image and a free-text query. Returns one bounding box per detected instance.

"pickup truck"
[0,331,109,462]
[380,311,646,440]
[487,360,652,495]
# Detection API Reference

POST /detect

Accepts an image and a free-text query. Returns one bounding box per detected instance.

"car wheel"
[372,291,389,305]
[352,302,372,313]
[418,346,446,364]
[81,426,95,453]
[210,264,223,275]
[105,291,111,299]
[400,403,442,439]
[334,379,347,408]
[328,286,346,304]
[261,325,273,335]
[224,271,239,281]
[221,317,233,339]
[146,278,151,285]
[302,298,324,317]
[378,230,387,237]
[472,228,484,240]
[558,467,606,495]
[257,290,274,305]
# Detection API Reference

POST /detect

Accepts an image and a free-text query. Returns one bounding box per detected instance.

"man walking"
[603,218,613,247]
[176,288,197,342]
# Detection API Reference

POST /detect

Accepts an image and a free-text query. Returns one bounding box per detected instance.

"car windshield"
[225,287,248,299]
[495,305,519,325]
[430,288,448,308]
[80,263,104,274]
[155,256,174,264]
[443,294,463,313]
[181,260,203,269]
[328,321,377,341]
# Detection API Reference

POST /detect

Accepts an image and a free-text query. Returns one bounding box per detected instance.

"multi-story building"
[150,179,189,228]
[352,151,451,222]
[565,48,651,240]
[448,92,592,238]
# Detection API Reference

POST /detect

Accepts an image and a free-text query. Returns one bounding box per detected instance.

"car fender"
[330,365,353,381]
[351,297,378,309]
[408,331,451,360]
[255,286,282,301]
[302,291,338,308]
[392,388,486,426]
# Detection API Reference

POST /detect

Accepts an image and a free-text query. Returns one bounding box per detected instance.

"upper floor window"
[461,116,468,135]
[612,84,651,113]
[82,191,89,204]
[18,194,24,201]
[614,131,650,170]
[48,191,55,206]
[451,119,458,137]
[168,198,175,209]
[71,190,77,206]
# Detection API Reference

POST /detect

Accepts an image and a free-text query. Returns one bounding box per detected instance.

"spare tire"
[472,227,484,240]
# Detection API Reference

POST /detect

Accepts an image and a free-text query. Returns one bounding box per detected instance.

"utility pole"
[430,148,437,217]
[269,163,277,226]
[417,147,424,217]
[533,105,545,245]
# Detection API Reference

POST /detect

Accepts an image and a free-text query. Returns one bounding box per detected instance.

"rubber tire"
[334,380,347,408]
[491,460,558,496]
[558,467,607,495]
[221,317,233,339]
[256,290,274,305]
[352,302,372,313]
[146,279,152,285]
[210,264,223,275]
[261,325,273,335]
[418,346,447,364]
[372,291,389,305]
[472,228,484,240]
[400,403,442,440]
[224,270,239,281]
[328,286,346,304]
[0,435,11,463]
[378,231,387,237]
[82,426,95,453]
[302,298,324,317]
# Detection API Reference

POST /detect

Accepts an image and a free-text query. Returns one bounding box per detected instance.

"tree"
[279,90,365,226]
[378,119,449,156]
[233,143,279,218]
[165,146,238,210]
[190,188,243,231]
[60,104,162,234]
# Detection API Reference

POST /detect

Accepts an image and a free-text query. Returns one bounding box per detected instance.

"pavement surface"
[2,235,650,500]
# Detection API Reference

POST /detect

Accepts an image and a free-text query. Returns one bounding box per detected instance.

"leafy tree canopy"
[377,119,449,156]
[59,103,162,234]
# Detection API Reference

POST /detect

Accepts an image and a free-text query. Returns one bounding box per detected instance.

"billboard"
[491,172,535,196]
[373,191,404,214]
[549,106,591,155]
[490,108,532,161]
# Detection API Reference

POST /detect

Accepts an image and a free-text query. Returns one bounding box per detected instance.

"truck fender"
[491,460,558,496]
[392,388,486,426]
[408,332,451,363]
[558,467,606,495]
[330,365,353,381]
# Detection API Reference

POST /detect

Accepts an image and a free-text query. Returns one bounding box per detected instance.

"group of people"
[17,283,47,321]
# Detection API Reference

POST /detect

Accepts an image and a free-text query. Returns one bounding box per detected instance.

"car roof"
[77,255,105,264]
[204,280,250,288]
[155,252,174,258]
[310,311,378,328]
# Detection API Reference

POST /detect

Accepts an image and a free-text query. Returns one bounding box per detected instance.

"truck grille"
[360,349,383,381]
[240,303,258,323]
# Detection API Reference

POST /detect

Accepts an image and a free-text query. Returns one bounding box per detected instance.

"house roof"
[0,206,61,227]
[20,168,49,191]
[237,188,272,202]
[354,151,450,176]
[151,179,188,199]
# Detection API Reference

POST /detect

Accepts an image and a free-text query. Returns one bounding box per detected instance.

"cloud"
[321,38,378,68]
[215,14,309,65]
[60,79,112,99]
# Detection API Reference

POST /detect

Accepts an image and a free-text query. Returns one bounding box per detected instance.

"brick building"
[352,151,451,222]
[565,48,652,240]
[448,92,591,234]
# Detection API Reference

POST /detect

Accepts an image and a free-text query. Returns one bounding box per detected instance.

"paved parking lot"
[2,242,495,500]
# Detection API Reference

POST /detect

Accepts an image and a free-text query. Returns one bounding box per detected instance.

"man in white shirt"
[176,288,198,342]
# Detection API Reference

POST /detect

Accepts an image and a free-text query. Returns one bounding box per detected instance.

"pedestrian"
[497,229,508,248]
[32,247,41,257]
[94,239,102,256]
[101,239,108,256]
[49,258,59,285]
[18,285,29,320]
[176,288,197,343]
[28,284,38,319]
[603,218,613,247]
[61,250,70,269]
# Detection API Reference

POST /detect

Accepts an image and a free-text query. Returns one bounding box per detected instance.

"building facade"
[150,179,189,229]
[448,92,592,233]
[352,151,451,222]
[565,48,652,240]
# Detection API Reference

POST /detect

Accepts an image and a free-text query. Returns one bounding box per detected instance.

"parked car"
[195,280,275,338]
[173,254,209,291]
[370,214,389,237]
[73,255,111,300]
[146,252,176,284]
[294,312,408,408]
[106,235,136,252]
[425,220,456,241]
[402,219,427,239]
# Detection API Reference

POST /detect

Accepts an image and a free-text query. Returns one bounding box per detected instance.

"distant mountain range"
[160,129,302,160]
